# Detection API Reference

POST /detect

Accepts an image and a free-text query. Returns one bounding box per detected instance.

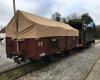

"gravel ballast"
[17,43,100,80]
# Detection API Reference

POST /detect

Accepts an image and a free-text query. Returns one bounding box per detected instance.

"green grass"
[95,38,100,40]
[95,36,100,40]
[0,63,32,80]
[0,62,47,80]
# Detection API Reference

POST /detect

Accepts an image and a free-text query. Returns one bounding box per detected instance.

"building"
[0,27,6,45]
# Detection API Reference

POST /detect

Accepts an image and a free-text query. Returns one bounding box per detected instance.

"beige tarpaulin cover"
[6,10,79,39]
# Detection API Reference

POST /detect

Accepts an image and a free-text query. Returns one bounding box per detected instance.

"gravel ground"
[17,43,100,80]
[85,59,100,80]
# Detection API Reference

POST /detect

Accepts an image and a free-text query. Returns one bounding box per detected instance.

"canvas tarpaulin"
[6,10,79,39]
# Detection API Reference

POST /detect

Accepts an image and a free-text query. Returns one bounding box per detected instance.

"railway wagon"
[6,11,79,63]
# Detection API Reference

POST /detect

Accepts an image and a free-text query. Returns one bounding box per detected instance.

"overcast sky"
[0,0,100,26]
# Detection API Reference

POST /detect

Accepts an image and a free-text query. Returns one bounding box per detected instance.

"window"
[50,38,58,48]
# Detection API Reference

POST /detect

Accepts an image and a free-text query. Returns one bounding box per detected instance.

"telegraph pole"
[13,0,19,53]
[13,0,16,15]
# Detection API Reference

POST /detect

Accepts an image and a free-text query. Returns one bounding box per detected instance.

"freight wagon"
[6,10,79,63]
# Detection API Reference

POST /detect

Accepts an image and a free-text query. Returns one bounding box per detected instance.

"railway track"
[0,52,99,80]
[0,61,50,80]
[0,41,100,80]
[0,52,73,80]
[0,62,29,75]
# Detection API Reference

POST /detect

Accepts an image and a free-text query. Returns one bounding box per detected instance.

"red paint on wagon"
[6,36,79,60]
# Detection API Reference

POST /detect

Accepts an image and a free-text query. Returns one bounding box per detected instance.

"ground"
[0,41,100,80]
[85,59,100,80]
[17,42,100,80]
[0,44,23,73]
[0,44,13,65]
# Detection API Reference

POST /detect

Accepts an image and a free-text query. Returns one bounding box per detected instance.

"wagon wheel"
[13,56,21,64]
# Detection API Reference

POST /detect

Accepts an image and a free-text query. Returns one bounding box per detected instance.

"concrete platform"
[0,45,14,65]
[85,59,100,80]
[0,45,24,73]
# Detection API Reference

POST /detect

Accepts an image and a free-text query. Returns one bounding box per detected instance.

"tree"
[51,12,96,29]
[52,12,61,22]
[67,13,95,27]
[81,13,93,24]
[60,18,68,23]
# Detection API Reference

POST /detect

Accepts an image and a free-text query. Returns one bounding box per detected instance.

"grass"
[95,37,100,40]
[0,62,47,80]
[0,63,33,80]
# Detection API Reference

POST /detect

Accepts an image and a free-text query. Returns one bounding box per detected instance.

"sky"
[0,0,100,27]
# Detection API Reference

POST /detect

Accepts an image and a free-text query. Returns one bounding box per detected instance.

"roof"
[21,11,76,30]
[6,10,79,39]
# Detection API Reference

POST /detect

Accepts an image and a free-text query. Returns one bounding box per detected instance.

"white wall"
[0,33,6,45]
